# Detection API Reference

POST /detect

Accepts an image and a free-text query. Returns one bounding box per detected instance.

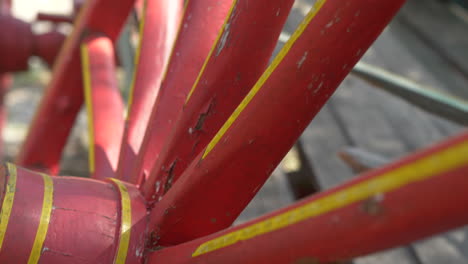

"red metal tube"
[128,0,235,185]
[36,13,74,24]
[0,163,146,263]
[81,35,124,179]
[33,31,66,67]
[140,0,295,201]
[0,75,11,157]
[16,0,136,174]
[148,0,405,245]
[149,131,468,263]
[116,0,183,181]
[0,15,33,72]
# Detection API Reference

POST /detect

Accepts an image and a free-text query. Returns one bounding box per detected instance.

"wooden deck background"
[237,0,468,262]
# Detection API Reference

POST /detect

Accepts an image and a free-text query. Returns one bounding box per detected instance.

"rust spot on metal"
[194,101,215,132]
[361,194,384,215]
[163,160,177,193]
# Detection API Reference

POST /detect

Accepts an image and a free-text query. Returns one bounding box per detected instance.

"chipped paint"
[313,81,324,94]
[215,2,238,56]
[297,51,308,69]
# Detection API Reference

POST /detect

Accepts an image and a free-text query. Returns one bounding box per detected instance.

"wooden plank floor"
[235,0,468,263]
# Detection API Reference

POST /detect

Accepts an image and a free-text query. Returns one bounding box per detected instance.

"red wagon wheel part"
[2,0,468,263]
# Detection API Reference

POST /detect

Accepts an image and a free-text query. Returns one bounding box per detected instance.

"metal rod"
[352,61,468,125]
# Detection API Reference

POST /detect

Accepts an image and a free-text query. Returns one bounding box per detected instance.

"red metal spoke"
[128,0,235,185]
[81,35,124,180]
[140,0,295,201]
[147,0,405,246]
[116,0,184,181]
[16,0,136,174]
[148,131,468,264]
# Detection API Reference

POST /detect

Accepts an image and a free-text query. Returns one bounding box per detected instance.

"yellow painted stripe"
[160,0,191,84]
[126,0,148,119]
[0,163,17,250]
[184,0,239,103]
[80,44,95,174]
[109,178,132,264]
[28,173,54,264]
[193,139,468,257]
[201,0,327,159]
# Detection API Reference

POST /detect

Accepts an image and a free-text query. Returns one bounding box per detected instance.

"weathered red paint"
[0,164,146,263]
[148,0,405,245]
[0,15,33,72]
[141,0,295,201]
[82,35,124,179]
[0,15,65,71]
[149,131,468,263]
[16,0,135,174]
[129,0,235,185]
[116,0,183,182]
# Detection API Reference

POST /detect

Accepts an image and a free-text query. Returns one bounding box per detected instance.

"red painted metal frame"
[148,0,405,246]
[141,0,295,201]
[0,75,10,157]
[81,35,124,180]
[0,164,147,263]
[16,0,135,174]
[0,14,65,71]
[116,0,183,181]
[6,0,468,263]
[128,0,235,185]
[149,131,468,264]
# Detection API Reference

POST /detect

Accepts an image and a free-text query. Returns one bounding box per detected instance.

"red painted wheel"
[2,0,468,263]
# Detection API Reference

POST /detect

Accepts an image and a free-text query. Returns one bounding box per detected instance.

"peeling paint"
[215,1,238,56]
[163,160,178,193]
[195,101,215,131]
[216,22,231,56]
[155,181,161,193]
[361,194,384,215]
[313,81,324,94]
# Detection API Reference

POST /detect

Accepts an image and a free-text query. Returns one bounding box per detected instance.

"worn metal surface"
[150,131,468,263]
[140,0,295,200]
[0,164,147,263]
[129,0,235,185]
[148,0,404,246]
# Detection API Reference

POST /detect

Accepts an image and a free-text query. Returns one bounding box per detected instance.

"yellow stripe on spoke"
[0,163,17,251]
[201,0,327,159]
[28,173,54,264]
[80,44,95,174]
[193,140,468,257]
[109,178,132,264]
[184,0,239,103]
[126,0,148,118]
